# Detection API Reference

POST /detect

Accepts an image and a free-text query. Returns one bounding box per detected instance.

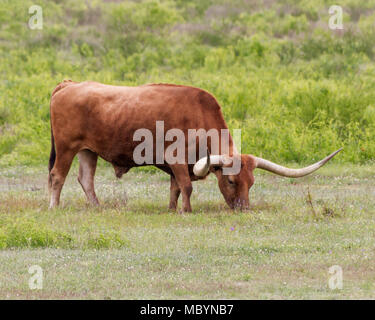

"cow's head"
[193,149,342,210]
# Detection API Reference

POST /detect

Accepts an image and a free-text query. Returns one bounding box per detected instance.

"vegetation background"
[1,0,375,166]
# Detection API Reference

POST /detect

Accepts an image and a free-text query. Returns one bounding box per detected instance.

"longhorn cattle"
[48,80,341,212]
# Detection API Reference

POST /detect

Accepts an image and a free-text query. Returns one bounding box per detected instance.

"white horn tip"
[323,147,343,163]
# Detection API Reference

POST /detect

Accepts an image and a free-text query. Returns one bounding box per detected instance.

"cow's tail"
[48,119,56,193]
[48,80,75,174]
[48,128,56,173]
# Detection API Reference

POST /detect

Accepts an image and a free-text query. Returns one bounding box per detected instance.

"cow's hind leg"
[170,165,192,213]
[78,149,99,205]
[49,149,76,208]
[169,175,181,210]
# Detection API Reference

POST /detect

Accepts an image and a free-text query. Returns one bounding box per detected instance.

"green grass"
[0,164,374,299]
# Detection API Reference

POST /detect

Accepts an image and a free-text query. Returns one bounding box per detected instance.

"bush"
[0,0,375,165]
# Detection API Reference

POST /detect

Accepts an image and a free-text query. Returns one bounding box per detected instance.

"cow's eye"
[228,177,235,185]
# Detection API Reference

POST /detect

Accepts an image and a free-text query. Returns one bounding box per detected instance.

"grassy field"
[0,162,374,299]
[1,0,375,300]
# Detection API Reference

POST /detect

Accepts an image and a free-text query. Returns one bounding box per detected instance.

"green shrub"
[0,0,375,166]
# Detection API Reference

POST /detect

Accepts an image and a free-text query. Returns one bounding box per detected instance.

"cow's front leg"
[169,175,181,210]
[170,165,192,212]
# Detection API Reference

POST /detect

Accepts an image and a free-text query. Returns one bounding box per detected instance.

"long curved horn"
[254,148,342,178]
[193,152,232,177]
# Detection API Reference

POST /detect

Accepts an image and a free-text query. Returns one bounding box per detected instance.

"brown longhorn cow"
[48,80,341,212]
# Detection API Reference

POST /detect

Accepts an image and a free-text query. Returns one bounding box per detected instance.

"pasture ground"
[0,162,374,299]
